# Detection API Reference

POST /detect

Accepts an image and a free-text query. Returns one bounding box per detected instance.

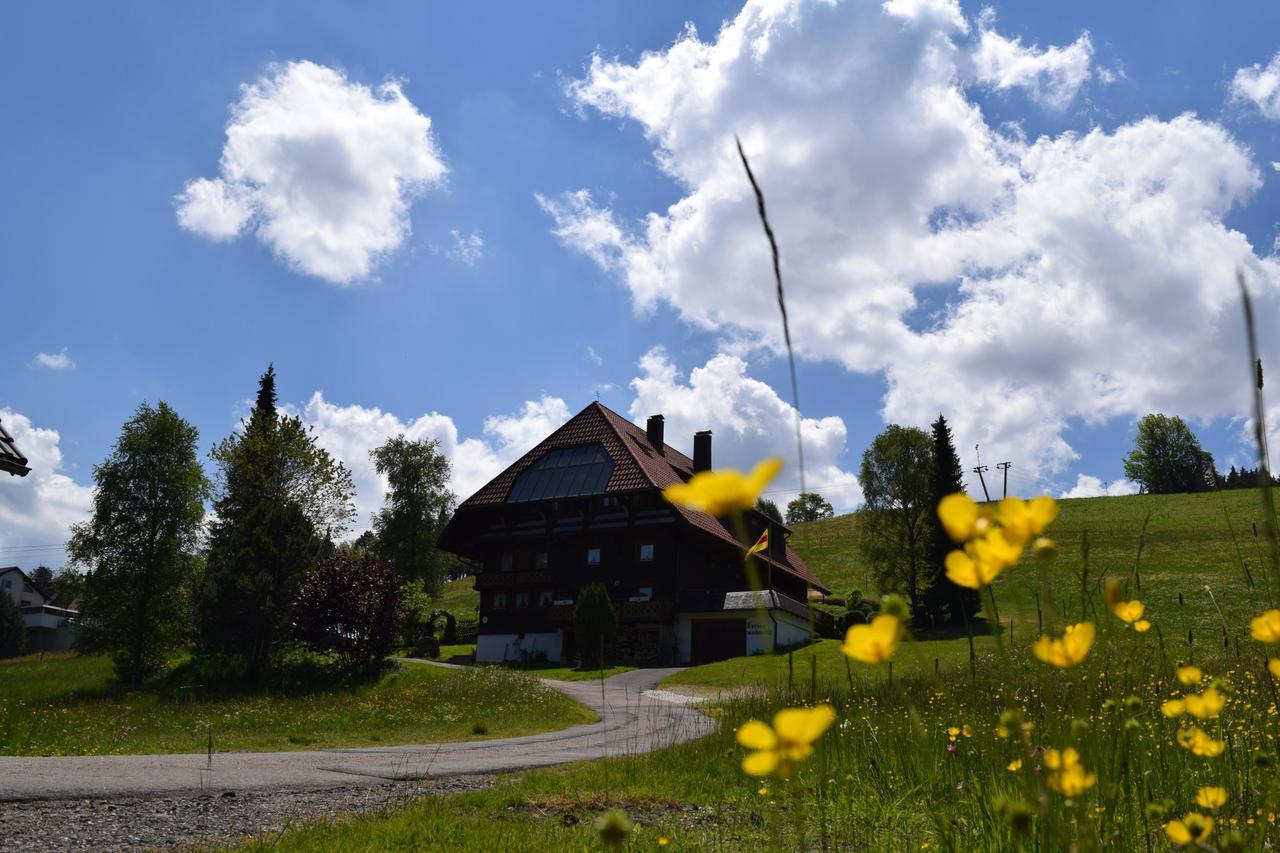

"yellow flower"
[1007,759,1023,771]
[945,529,1022,589]
[1133,619,1151,633]
[1195,786,1228,809]
[995,496,1058,546]
[962,724,973,738]
[1251,609,1280,643]
[937,493,982,542]
[1164,812,1214,845]
[946,726,961,741]
[663,458,783,517]
[658,838,670,847]
[1176,665,1202,686]
[1269,658,1280,679]
[1032,623,1095,668]
[1184,688,1226,720]
[1112,600,1145,625]
[842,614,902,664]
[736,704,835,778]
[1044,747,1096,796]
[1161,699,1186,719]
[1032,536,1055,559]
[1176,726,1226,758]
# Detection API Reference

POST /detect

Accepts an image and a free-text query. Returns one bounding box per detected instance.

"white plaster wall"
[476,632,563,663]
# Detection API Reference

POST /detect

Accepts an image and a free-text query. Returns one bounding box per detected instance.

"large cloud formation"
[0,410,93,563]
[542,0,1280,487]
[177,61,446,284]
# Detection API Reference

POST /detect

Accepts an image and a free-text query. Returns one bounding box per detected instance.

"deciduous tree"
[1123,414,1214,494]
[574,582,617,667]
[857,425,934,617]
[370,435,455,596]
[0,592,25,659]
[785,492,835,524]
[293,550,404,675]
[67,402,208,686]
[755,498,783,524]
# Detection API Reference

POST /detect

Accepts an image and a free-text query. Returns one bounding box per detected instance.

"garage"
[689,618,746,664]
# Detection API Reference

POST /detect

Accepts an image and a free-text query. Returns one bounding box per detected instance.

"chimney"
[646,414,665,452]
[693,430,712,473]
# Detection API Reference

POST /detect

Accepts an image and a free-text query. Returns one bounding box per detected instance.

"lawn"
[0,653,594,756]
[240,488,1280,850]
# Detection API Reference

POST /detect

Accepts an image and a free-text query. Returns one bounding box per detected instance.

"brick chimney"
[646,414,665,452]
[693,430,712,473]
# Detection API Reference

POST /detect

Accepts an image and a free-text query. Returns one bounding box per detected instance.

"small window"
[586,548,601,566]
[637,586,653,601]
[639,543,654,562]
[515,591,531,609]
[535,551,549,569]
[492,591,508,610]
[1,579,10,589]
[537,590,554,607]
[500,554,514,572]
[602,496,619,508]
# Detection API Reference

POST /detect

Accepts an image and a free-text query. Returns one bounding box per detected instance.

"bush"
[573,583,617,667]
[293,551,405,675]
[0,593,25,659]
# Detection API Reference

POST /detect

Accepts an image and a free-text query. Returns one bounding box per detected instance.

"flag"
[747,528,769,556]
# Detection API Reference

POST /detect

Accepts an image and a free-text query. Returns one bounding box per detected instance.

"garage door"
[690,619,746,664]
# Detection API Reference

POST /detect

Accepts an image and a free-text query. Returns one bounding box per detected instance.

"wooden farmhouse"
[439,402,830,666]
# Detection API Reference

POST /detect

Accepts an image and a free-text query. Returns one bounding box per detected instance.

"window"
[1,579,10,590]
[491,591,508,610]
[586,548,601,566]
[537,590,554,608]
[639,543,654,562]
[515,591,531,609]
[507,443,615,502]
[535,551,549,569]
[500,554,514,572]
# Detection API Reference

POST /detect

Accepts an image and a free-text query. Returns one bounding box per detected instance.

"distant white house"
[1,566,77,652]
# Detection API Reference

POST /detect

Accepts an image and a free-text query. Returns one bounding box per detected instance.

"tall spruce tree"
[67,402,208,686]
[922,414,981,623]
[199,365,354,681]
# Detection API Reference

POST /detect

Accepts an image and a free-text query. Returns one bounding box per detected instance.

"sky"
[5,0,1280,569]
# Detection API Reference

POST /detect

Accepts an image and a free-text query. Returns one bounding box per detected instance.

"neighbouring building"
[1,566,77,652]
[438,402,830,666]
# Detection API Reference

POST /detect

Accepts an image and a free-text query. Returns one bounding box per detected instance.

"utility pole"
[996,461,1012,499]
[973,444,991,502]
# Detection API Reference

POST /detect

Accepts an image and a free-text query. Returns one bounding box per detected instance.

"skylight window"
[507,443,614,502]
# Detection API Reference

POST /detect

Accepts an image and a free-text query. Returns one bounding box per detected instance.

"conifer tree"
[922,414,981,624]
[199,365,354,681]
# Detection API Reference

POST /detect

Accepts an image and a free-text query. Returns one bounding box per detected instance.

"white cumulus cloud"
[628,348,862,511]
[1060,473,1139,499]
[544,0,1280,493]
[1231,52,1280,120]
[970,19,1093,109]
[0,410,93,566]
[32,349,75,370]
[177,60,447,284]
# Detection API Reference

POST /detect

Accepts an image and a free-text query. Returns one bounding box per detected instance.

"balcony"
[474,570,554,590]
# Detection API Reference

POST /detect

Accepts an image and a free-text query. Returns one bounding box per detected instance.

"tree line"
[56,365,456,686]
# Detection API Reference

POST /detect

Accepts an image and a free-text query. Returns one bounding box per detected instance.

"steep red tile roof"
[456,402,827,592]
[0,418,30,477]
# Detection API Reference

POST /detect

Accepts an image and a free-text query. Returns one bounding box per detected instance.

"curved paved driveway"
[0,668,714,802]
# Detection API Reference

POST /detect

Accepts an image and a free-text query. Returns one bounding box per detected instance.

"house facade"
[1,566,77,653]
[438,402,829,666]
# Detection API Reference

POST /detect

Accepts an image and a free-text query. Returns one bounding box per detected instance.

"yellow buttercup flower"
[1269,658,1280,679]
[1176,665,1203,686]
[1176,726,1226,758]
[736,704,835,778]
[937,493,982,542]
[1165,812,1213,845]
[995,496,1058,546]
[1043,747,1096,796]
[1032,623,1095,668]
[1251,609,1280,643]
[1112,600,1144,625]
[1195,786,1228,809]
[1161,699,1186,719]
[663,458,782,517]
[1133,619,1151,633]
[945,528,1022,589]
[841,614,902,664]
[1032,536,1055,559]
[1007,759,1022,771]
[1184,688,1226,720]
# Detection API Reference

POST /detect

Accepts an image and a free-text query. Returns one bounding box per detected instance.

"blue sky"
[4,0,1280,566]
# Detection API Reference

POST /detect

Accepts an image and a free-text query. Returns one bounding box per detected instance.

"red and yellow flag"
[747,528,769,556]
